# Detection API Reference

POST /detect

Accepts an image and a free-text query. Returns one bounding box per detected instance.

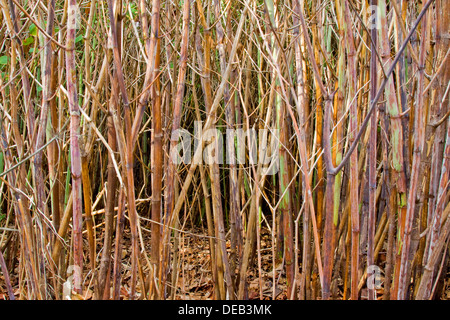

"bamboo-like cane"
[106,0,140,299]
[161,0,190,296]
[397,4,428,300]
[367,0,378,301]
[66,0,84,295]
[0,0,446,301]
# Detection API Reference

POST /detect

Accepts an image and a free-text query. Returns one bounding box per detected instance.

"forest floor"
[1,223,449,300]
[117,224,290,300]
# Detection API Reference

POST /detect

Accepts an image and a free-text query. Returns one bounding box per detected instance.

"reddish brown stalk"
[0,248,14,300]
[131,0,161,147]
[397,6,428,300]
[224,4,242,288]
[66,0,83,294]
[51,192,73,267]
[112,188,126,300]
[106,0,139,299]
[322,96,336,299]
[151,35,163,297]
[81,153,96,273]
[97,92,119,298]
[367,0,378,301]
[343,0,359,300]
[162,0,190,288]
[34,0,56,227]
[209,0,236,298]
[278,99,295,298]
[292,0,313,300]
[311,0,325,238]
[47,46,61,234]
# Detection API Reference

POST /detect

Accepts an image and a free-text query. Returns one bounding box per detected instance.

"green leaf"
[29,23,37,36]
[23,36,34,46]
[75,35,84,43]
[0,56,9,65]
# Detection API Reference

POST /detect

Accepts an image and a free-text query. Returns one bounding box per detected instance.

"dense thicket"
[0,0,448,300]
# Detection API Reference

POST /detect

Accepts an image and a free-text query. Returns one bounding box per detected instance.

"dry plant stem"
[367,0,378,301]
[106,0,140,299]
[343,1,359,300]
[322,96,336,300]
[48,45,61,235]
[97,102,118,297]
[51,192,73,265]
[396,5,428,300]
[0,246,15,299]
[151,36,162,297]
[81,153,96,271]
[381,103,396,300]
[66,0,83,294]
[311,0,324,240]
[34,0,56,230]
[292,0,308,300]
[228,23,243,294]
[424,119,450,296]
[237,154,264,300]
[162,0,190,295]
[112,188,126,300]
